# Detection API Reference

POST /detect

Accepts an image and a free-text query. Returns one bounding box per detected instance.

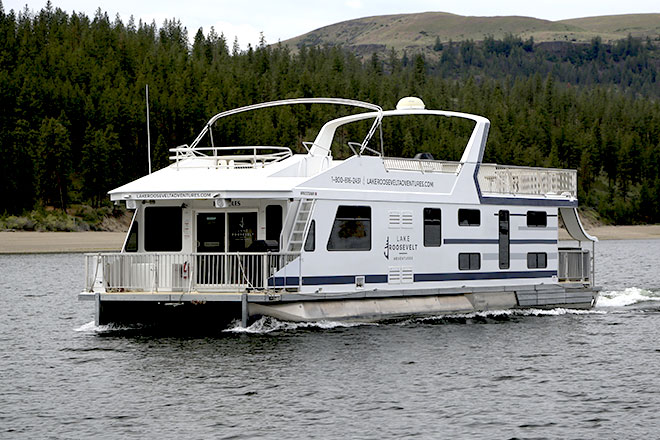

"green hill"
[281,12,660,55]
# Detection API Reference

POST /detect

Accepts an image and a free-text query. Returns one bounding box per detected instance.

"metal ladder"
[285,199,316,253]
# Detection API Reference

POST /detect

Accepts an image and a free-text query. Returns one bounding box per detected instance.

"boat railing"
[557,248,591,284]
[383,157,462,174]
[84,252,301,293]
[169,145,292,169]
[478,163,577,197]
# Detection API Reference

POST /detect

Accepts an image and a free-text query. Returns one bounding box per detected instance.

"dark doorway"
[266,205,283,246]
[196,213,225,252]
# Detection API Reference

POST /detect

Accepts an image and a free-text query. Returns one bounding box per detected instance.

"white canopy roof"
[109,156,310,201]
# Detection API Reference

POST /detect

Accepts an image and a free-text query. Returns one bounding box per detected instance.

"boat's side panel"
[278,198,559,293]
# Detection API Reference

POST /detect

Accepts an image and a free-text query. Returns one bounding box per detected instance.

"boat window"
[459,253,481,270]
[197,213,225,252]
[304,220,315,252]
[124,220,138,252]
[499,210,510,269]
[266,205,283,243]
[228,212,257,252]
[424,208,442,247]
[527,252,547,269]
[327,206,371,251]
[458,209,480,226]
[144,207,182,252]
[527,211,547,227]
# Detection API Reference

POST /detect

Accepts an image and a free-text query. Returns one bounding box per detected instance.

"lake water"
[1,240,660,439]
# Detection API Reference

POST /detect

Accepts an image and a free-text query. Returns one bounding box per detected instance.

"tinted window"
[197,213,225,252]
[124,220,138,252]
[499,210,509,269]
[304,220,315,252]
[266,205,283,242]
[459,253,481,270]
[228,212,257,252]
[527,211,547,227]
[527,252,548,269]
[327,206,371,251]
[144,207,182,251]
[424,208,442,247]
[458,209,480,226]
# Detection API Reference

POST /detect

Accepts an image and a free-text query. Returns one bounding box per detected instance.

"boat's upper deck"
[109,97,577,206]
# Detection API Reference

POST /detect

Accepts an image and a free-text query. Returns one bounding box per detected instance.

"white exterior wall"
[295,199,558,294]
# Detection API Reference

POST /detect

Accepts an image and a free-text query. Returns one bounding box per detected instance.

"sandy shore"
[1,225,660,254]
[0,231,126,254]
[559,224,660,241]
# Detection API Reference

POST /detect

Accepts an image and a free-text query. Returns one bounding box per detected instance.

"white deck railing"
[169,145,292,169]
[383,157,462,174]
[478,164,577,197]
[85,252,300,293]
[558,248,591,284]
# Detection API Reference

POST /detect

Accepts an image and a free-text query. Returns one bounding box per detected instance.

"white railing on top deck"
[169,145,292,169]
[478,164,577,198]
[84,252,300,293]
[383,157,462,174]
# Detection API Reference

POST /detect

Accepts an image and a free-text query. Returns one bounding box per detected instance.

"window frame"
[458,208,481,227]
[326,205,372,252]
[144,206,183,252]
[498,210,510,269]
[304,219,316,252]
[527,252,548,269]
[423,208,442,247]
[458,253,481,270]
[265,204,283,243]
[526,211,548,228]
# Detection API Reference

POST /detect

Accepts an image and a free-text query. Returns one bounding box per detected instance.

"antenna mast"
[146,84,152,174]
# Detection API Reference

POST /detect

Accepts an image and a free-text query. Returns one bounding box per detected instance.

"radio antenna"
[146,84,152,174]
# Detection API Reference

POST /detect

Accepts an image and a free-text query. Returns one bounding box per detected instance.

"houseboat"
[80,97,598,327]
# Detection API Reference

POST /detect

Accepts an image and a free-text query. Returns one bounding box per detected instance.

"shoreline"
[0,231,126,254]
[2,225,660,254]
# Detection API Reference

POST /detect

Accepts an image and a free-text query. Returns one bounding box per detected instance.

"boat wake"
[73,321,143,333]
[224,316,376,334]
[597,287,660,307]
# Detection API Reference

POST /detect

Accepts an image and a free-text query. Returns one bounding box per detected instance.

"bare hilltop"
[281,12,660,56]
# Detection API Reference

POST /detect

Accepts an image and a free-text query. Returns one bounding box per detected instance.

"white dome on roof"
[396,96,426,110]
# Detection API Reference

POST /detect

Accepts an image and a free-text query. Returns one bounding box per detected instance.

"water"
[1,240,660,438]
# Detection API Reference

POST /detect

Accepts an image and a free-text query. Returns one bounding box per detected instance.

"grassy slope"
[282,12,660,53]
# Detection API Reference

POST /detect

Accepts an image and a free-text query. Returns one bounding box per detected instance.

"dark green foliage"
[1,5,659,224]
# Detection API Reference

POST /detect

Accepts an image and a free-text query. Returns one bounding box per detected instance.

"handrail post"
[263,253,268,290]
[154,254,159,292]
[299,254,302,291]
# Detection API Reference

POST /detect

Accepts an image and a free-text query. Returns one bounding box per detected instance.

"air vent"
[388,211,401,228]
[401,211,413,228]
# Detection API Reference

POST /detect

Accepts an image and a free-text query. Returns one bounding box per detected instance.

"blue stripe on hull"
[268,271,556,287]
[443,239,557,245]
[414,270,556,282]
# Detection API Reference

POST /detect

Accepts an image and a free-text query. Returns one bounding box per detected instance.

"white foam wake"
[73,320,140,332]
[411,307,606,322]
[74,321,97,332]
[597,287,660,307]
[224,316,376,334]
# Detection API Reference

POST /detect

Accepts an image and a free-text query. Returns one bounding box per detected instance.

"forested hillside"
[1,4,660,225]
